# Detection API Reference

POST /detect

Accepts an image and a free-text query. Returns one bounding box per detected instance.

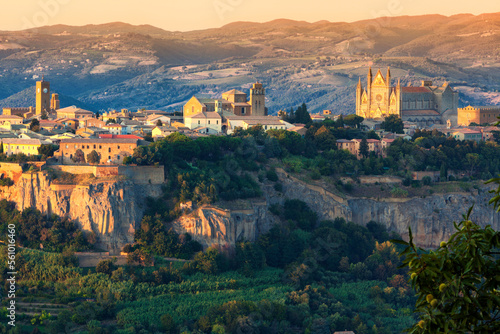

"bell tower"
[249,82,266,116]
[36,76,51,115]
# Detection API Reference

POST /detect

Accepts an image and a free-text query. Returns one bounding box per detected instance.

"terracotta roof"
[2,138,42,145]
[243,119,284,125]
[225,115,278,120]
[232,102,251,107]
[98,134,143,139]
[189,112,222,119]
[401,87,431,93]
[0,115,23,119]
[56,106,94,114]
[223,89,246,95]
[60,138,139,144]
[401,110,440,116]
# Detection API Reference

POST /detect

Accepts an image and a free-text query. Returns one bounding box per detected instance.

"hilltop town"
[0,72,498,168]
[1,12,500,333]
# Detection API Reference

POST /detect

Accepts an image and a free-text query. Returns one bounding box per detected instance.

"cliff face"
[277,171,500,248]
[0,171,162,253]
[2,168,499,251]
[172,203,277,248]
[172,171,499,249]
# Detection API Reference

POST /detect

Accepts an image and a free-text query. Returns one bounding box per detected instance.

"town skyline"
[1,0,499,32]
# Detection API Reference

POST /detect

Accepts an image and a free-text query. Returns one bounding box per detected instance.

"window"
[66,145,68,149]
[198,120,200,125]
[208,120,210,124]
[117,145,120,149]
[117,155,120,160]
[217,120,219,124]
[108,156,111,160]
[94,145,96,149]
[108,148,111,153]
[99,145,102,149]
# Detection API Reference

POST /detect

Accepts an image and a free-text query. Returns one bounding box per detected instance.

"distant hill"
[0,13,499,113]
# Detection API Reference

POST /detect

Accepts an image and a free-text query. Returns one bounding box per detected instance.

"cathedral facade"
[356,67,458,126]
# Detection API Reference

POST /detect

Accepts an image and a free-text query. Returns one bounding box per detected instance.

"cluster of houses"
[0,103,303,165]
[0,79,498,166]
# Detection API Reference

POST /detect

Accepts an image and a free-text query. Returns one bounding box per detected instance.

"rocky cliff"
[172,201,278,248]
[172,170,499,249]
[0,171,162,253]
[276,170,500,248]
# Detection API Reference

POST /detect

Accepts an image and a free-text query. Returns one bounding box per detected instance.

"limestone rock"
[0,171,161,253]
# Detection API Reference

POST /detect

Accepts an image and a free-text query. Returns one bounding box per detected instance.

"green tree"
[30,118,40,132]
[344,114,364,128]
[381,115,404,134]
[395,205,500,333]
[41,110,48,120]
[359,138,369,158]
[38,144,58,159]
[156,119,163,126]
[87,150,101,164]
[72,149,85,163]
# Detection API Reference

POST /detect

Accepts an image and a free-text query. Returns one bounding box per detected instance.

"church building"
[356,67,458,126]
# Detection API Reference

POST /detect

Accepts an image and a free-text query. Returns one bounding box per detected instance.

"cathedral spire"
[357,77,362,89]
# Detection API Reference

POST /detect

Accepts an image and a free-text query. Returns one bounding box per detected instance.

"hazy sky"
[2,0,499,32]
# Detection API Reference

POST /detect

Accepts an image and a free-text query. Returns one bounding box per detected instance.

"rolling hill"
[0,13,499,114]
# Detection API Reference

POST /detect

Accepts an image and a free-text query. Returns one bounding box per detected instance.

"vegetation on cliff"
[0,199,95,252]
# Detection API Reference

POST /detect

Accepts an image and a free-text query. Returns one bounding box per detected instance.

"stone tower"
[50,93,60,111]
[249,82,266,116]
[36,77,50,115]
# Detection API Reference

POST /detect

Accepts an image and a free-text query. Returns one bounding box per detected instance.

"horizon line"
[1,11,498,33]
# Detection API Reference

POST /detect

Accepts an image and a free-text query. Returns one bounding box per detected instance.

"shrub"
[266,169,279,182]
[274,183,283,192]
[422,176,432,186]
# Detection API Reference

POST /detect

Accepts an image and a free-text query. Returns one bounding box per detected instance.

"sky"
[1,0,499,32]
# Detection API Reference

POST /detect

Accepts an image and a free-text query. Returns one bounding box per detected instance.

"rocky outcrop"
[277,170,500,248]
[0,171,162,253]
[172,202,277,248]
[169,170,499,249]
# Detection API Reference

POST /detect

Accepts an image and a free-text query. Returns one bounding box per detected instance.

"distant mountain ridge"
[0,13,499,113]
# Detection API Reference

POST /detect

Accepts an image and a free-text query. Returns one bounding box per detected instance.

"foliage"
[72,149,86,163]
[38,144,59,159]
[0,199,93,252]
[87,150,101,164]
[30,118,40,132]
[395,206,500,333]
[135,214,202,259]
[381,115,404,134]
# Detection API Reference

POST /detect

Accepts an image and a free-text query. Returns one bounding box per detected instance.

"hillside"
[0,13,499,113]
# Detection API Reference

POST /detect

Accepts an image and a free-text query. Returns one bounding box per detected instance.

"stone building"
[356,67,458,126]
[55,138,143,164]
[457,105,500,126]
[3,78,59,118]
[56,106,95,119]
[183,82,267,118]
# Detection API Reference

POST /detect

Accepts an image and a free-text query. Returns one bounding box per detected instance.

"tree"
[344,114,364,128]
[395,204,500,333]
[41,110,48,120]
[87,150,101,164]
[381,115,404,134]
[95,259,115,276]
[156,120,163,126]
[30,119,40,132]
[38,144,58,159]
[293,103,312,124]
[359,138,369,158]
[72,149,86,163]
